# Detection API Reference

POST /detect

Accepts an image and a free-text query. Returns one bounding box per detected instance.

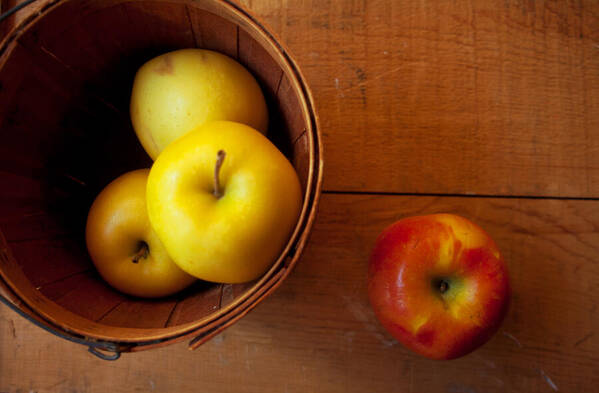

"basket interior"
[0,0,311,340]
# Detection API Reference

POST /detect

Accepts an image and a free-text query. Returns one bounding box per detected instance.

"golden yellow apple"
[146,121,302,283]
[130,48,268,160]
[86,169,196,297]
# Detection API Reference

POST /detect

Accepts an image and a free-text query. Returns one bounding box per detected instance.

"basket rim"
[0,0,323,345]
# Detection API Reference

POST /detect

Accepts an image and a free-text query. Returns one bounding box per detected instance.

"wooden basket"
[0,0,322,359]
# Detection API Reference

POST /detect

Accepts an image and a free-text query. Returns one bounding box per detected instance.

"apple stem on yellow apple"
[131,241,149,264]
[213,149,226,199]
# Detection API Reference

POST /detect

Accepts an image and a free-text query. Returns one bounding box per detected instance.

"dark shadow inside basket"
[0,0,310,333]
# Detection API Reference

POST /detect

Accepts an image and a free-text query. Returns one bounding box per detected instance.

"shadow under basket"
[0,0,322,359]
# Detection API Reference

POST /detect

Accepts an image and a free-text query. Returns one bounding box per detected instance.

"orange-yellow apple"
[368,214,510,360]
[146,121,302,283]
[130,48,268,160]
[86,169,196,297]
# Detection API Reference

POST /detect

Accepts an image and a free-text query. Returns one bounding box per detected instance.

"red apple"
[368,214,510,360]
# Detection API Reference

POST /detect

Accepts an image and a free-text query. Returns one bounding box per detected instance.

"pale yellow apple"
[146,121,302,283]
[86,169,196,297]
[130,48,268,160]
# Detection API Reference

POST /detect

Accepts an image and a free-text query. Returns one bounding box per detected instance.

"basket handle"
[0,0,38,23]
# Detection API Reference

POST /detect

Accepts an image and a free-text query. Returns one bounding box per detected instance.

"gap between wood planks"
[323,190,599,201]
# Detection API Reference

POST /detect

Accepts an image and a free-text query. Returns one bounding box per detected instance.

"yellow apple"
[146,121,302,283]
[130,48,268,160]
[86,169,196,297]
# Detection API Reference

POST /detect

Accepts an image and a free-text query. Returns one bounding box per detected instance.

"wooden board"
[1,0,598,392]
[247,0,599,198]
[1,193,598,392]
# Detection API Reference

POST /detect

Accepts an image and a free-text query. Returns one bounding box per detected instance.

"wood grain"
[246,0,599,198]
[165,282,222,327]
[1,193,598,392]
[187,4,238,58]
[8,236,91,288]
[48,271,126,322]
[98,298,177,329]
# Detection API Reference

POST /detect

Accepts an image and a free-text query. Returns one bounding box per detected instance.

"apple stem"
[213,149,226,199]
[132,242,149,263]
[439,280,449,294]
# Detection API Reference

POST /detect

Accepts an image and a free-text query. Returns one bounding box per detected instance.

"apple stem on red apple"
[132,242,149,263]
[438,280,449,294]
[213,149,226,199]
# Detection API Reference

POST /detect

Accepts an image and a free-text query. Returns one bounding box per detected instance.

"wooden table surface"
[1,0,598,392]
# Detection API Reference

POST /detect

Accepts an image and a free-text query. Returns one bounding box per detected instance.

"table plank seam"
[323,190,599,201]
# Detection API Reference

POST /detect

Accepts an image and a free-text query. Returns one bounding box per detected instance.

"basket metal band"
[0,0,37,23]
[0,288,122,360]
